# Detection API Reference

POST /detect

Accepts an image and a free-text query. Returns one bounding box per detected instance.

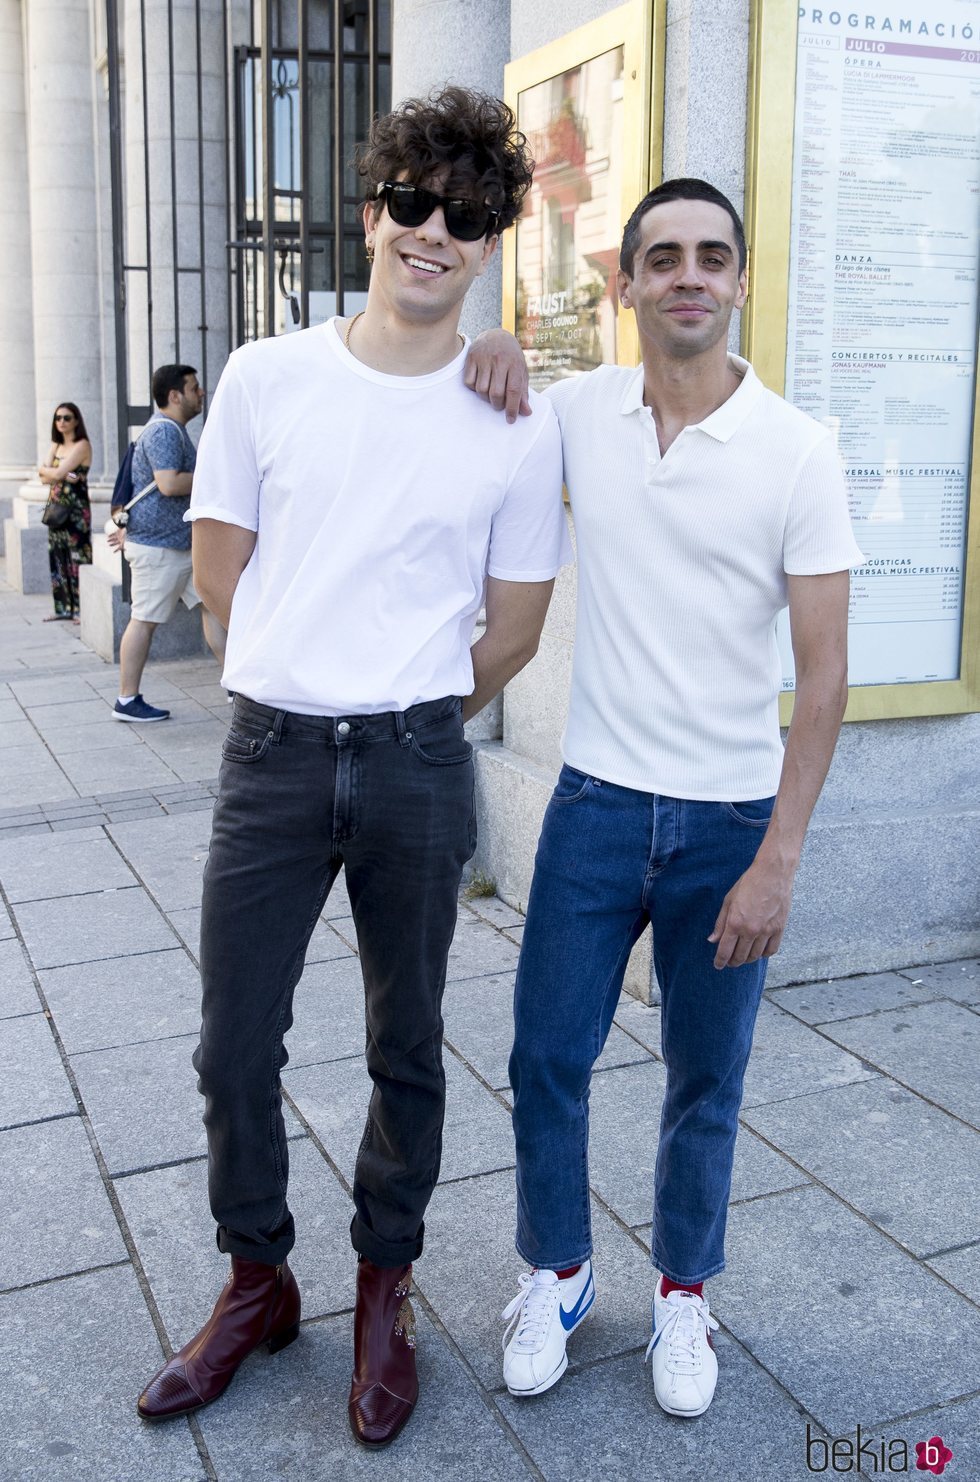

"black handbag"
[41,486,72,529]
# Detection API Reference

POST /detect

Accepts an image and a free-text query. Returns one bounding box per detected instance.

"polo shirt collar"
[618,354,764,442]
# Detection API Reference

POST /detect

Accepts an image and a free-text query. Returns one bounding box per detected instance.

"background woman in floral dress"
[38,402,92,622]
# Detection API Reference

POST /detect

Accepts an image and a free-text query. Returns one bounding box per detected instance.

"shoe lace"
[644,1291,718,1375]
[501,1270,560,1353]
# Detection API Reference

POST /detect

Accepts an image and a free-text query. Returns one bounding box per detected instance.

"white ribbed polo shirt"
[545,357,863,801]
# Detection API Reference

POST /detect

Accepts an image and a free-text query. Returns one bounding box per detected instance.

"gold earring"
[366,242,375,264]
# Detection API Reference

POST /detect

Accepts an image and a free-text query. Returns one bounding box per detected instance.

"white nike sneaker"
[645,1278,719,1418]
[501,1261,595,1396]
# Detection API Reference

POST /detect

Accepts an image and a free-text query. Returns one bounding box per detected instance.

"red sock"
[661,1276,703,1299]
[555,1264,581,1280]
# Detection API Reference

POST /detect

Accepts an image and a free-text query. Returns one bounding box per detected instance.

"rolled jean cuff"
[650,1250,725,1286]
[350,1213,424,1269]
[216,1218,295,1266]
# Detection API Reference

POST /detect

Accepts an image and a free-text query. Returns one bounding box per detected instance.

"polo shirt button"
[337,721,351,736]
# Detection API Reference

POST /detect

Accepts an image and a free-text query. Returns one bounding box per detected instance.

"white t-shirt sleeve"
[486,401,572,582]
[783,433,865,575]
[185,354,260,531]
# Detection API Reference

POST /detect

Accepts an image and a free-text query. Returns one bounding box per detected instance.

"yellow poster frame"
[744,1,980,725]
[502,1,664,374]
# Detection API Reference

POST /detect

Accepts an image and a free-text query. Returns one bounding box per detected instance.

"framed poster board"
[745,2,980,722]
[502,3,663,391]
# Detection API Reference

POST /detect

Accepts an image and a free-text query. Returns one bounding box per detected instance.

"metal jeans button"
[337,720,351,736]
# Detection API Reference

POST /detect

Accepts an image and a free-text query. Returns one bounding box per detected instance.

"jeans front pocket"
[221,723,275,764]
[550,765,599,806]
[722,796,776,828]
[408,709,472,767]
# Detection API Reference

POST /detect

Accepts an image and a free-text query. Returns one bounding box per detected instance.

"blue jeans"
[194,694,476,1270]
[509,765,774,1285]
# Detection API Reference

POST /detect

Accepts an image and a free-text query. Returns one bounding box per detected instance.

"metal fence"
[104,0,391,457]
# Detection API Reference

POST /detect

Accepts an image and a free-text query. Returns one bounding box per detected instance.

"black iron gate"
[104,0,391,461]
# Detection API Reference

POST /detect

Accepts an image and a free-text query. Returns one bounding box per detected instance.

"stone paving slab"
[1,1116,126,1289]
[7,675,102,706]
[282,955,368,1069]
[419,1167,655,1393]
[115,1139,356,1346]
[0,1013,76,1129]
[743,1078,980,1256]
[740,1001,878,1108]
[69,1033,303,1176]
[0,936,39,1017]
[445,916,522,981]
[817,998,980,1129]
[0,718,37,747]
[107,812,215,911]
[927,1243,980,1305]
[768,971,939,1024]
[25,698,115,730]
[38,949,203,1054]
[195,1308,533,1482]
[442,972,653,1092]
[496,1333,812,1482]
[13,886,179,969]
[0,1265,207,1481]
[899,957,980,1004]
[56,750,179,796]
[587,1060,809,1229]
[287,1048,516,1186]
[0,830,135,903]
[714,1185,980,1433]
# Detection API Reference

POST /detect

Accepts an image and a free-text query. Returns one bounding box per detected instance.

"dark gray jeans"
[193,693,476,1269]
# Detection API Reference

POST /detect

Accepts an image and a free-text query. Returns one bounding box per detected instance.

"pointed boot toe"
[136,1257,301,1422]
[137,1362,205,1421]
[347,1259,419,1448]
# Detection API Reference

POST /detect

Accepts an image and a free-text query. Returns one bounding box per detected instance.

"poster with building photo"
[515,46,626,391]
[780,3,980,690]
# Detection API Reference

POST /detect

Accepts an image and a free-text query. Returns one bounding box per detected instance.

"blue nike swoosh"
[559,1275,595,1331]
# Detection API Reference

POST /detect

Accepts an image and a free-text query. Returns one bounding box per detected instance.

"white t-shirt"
[187,321,570,714]
[546,357,864,801]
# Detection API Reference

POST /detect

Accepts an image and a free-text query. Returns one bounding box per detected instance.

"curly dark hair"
[357,86,534,233]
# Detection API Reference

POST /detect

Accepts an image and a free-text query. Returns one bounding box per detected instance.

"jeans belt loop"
[271,709,286,743]
[394,708,412,747]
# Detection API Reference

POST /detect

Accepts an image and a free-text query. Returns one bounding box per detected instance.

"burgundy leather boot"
[137,1256,301,1421]
[347,1258,419,1447]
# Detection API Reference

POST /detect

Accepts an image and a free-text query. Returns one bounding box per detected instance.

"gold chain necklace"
[344,310,465,353]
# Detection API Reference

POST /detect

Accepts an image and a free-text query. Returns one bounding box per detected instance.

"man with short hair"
[136,87,569,1447]
[471,178,862,1418]
[109,364,225,722]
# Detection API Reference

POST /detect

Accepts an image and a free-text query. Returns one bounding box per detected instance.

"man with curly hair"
[136,87,569,1447]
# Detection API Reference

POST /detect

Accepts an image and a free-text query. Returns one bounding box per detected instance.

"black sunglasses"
[376,182,499,242]
[55,413,75,421]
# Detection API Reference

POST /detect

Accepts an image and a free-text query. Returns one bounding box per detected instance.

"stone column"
[392,0,511,337]
[9,0,104,591]
[0,0,38,537]
[663,0,750,351]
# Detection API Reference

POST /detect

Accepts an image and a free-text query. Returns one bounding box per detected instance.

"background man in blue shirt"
[109,363,226,721]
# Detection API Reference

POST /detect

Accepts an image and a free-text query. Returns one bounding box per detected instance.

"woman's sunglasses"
[55,413,75,422]
[376,182,499,242]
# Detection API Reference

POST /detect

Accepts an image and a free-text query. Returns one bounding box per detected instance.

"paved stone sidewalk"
[1,568,978,1481]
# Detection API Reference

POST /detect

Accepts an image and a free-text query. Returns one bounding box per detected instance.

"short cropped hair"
[620,178,747,277]
[152,364,198,409]
[357,86,534,233]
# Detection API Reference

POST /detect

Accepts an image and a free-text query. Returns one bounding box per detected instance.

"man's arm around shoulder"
[708,570,850,969]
